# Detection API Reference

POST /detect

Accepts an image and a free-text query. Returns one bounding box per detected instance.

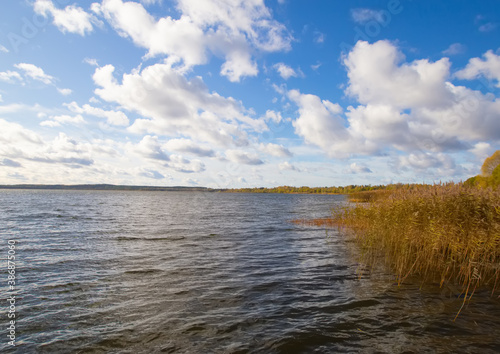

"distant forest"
[0,184,211,192]
[0,183,409,194]
[222,184,410,194]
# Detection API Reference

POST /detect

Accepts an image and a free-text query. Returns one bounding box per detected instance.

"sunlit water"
[0,190,499,353]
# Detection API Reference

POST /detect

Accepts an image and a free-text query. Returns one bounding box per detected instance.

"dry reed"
[333,183,500,317]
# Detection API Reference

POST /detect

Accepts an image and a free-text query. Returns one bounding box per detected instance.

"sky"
[0,0,499,188]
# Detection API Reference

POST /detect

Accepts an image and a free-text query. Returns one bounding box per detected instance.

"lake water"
[1,190,499,353]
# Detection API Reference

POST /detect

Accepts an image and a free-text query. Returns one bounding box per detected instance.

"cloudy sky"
[0,0,499,188]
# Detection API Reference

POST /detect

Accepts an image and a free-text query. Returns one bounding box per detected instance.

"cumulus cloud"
[262,110,283,124]
[344,40,453,109]
[166,155,206,173]
[1,132,94,167]
[93,62,265,145]
[288,89,365,158]
[279,161,299,171]
[164,139,215,157]
[40,114,86,127]
[66,101,129,126]
[138,168,165,179]
[92,0,292,81]
[130,137,207,173]
[274,63,297,80]
[133,135,170,161]
[396,152,457,173]
[455,50,500,87]
[259,143,292,157]
[33,0,98,36]
[226,150,263,165]
[288,40,500,172]
[0,71,22,84]
[57,88,72,96]
[0,119,43,145]
[346,162,372,174]
[14,63,55,85]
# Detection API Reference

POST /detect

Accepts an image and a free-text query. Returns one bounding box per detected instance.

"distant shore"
[0,183,401,194]
[0,184,214,192]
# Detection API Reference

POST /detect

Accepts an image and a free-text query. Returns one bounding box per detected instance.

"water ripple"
[0,190,499,353]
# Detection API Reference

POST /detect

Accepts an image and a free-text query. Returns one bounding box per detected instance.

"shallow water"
[0,190,499,353]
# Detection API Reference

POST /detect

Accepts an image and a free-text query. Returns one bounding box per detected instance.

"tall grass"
[334,183,500,317]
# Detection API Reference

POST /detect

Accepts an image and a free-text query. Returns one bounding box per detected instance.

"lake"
[1,190,499,353]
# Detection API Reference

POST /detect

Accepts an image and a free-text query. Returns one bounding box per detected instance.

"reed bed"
[334,183,500,311]
[347,190,392,203]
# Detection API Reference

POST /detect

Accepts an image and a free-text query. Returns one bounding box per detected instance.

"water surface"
[1,190,499,353]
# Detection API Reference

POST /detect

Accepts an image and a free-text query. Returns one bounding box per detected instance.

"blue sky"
[0,0,499,188]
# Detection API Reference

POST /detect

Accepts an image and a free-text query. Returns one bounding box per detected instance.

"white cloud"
[314,31,325,44]
[166,155,206,173]
[263,110,282,123]
[84,58,99,66]
[455,50,500,87]
[351,8,385,24]
[442,43,466,56]
[0,127,94,167]
[0,119,43,145]
[220,49,258,82]
[132,135,170,161]
[226,150,263,165]
[0,94,2,102]
[396,152,457,173]
[14,63,54,85]
[39,120,61,128]
[259,143,292,157]
[164,139,215,157]
[288,40,500,166]
[311,62,322,71]
[93,0,292,81]
[288,89,364,158]
[479,22,497,32]
[66,101,129,126]
[0,44,8,53]
[57,88,72,96]
[31,133,94,166]
[470,142,493,161]
[346,162,372,174]
[279,161,299,171]
[93,62,265,145]
[344,40,453,109]
[0,104,29,114]
[33,0,97,36]
[40,114,85,127]
[274,63,297,80]
[0,70,22,83]
[138,168,165,179]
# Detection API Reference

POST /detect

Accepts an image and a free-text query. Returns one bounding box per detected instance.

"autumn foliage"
[465,150,500,188]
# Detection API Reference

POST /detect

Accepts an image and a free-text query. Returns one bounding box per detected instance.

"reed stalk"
[334,183,500,317]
